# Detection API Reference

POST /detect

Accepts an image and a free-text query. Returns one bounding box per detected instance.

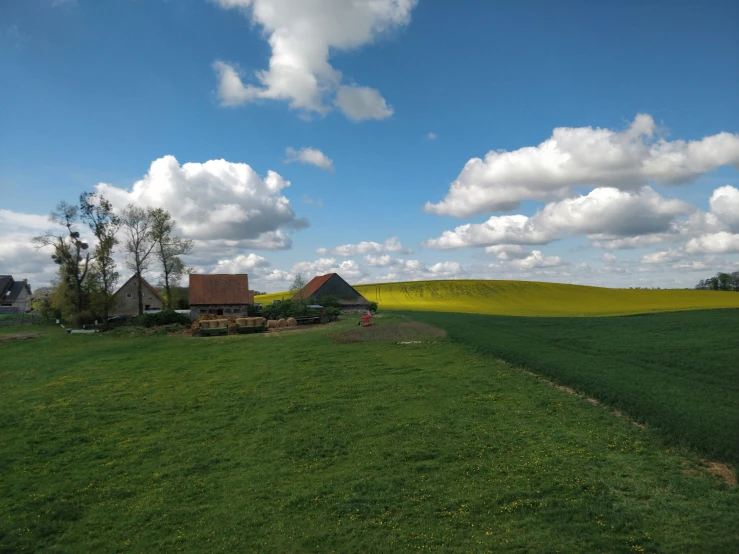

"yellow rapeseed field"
[253,291,294,305]
[256,280,739,317]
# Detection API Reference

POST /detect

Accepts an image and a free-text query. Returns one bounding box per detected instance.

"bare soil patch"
[705,461,737,486]
[0,332,41,344]
[331,321,446,344]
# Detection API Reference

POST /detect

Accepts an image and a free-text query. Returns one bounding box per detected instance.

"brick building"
[189,274,254,321]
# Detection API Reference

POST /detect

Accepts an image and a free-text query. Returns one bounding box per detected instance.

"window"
[126,293,132,298]
[217,309,224,316]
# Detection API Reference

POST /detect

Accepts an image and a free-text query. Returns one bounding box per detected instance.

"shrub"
[325,306,341,321]
[136,310,190,328]
[320,295,341,308]
[368,301,378,313]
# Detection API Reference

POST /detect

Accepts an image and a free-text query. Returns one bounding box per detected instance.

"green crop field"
[1,315,737,553]
[405,309,739,465]
[255,279,739,317]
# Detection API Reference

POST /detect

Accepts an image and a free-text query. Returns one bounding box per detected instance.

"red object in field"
[361,314,373,327]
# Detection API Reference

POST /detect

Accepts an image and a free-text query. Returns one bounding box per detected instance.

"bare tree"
[32,202,91,314]
[149,208,194,309]
[80,192,120,322]
[120,205,156,316]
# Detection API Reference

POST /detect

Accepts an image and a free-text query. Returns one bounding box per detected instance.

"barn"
[292,273,371,312]
[112,275,164,316]
[189,274,255,321]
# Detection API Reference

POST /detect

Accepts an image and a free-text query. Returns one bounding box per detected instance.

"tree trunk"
[160,243,172,310]
[102,271,110,322]
[136,272,144,316]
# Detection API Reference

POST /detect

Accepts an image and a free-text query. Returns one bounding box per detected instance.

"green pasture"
[1,314,737,553]
[405,309,739,465]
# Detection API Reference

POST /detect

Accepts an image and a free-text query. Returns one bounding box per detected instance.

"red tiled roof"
[292,273,335,301]
[189,274,249,305]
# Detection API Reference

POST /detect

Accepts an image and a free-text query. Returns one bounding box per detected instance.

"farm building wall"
[113,277,163,316]
[190,304,249,321]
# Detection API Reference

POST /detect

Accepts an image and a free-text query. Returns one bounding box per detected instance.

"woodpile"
[191,313,267,336]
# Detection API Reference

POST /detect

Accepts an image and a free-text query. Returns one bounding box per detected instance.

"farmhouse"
[189,274,255,321]
[112,275,164,316]
[0,275,32,314]
[293,273,371,312]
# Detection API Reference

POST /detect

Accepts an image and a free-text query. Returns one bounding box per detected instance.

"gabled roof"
[0,275,13,299]
[189,274,250,305]
[0,276,32,304]
[114,275,164,303]
[293,273,335,301]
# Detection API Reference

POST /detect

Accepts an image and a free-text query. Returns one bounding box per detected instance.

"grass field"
[256,280,739,316]
[1,316,738,552]
[404,310,739,466]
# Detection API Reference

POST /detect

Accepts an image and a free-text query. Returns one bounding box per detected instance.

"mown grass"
[1,315,738,552]
[403,309,739,466]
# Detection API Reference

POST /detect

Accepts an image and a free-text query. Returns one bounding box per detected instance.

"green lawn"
[1,315,737,553]
[403,310,739,466]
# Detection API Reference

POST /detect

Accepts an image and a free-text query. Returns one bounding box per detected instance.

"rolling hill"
[255,279,739,317]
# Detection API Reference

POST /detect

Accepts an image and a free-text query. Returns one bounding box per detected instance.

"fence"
[0,314,46,327]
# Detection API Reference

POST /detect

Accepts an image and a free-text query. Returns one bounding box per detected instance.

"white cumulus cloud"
[709,185,739,231]
[424,187,693,250]
[291,257,367,281]
[96,155,305,251]
[212,0,415,120]
[210,253,271,274]
[424,114,739,217]
[317,236,412,256]
[684,232,739,255]
[334,85,393,122]
[285,147,334,172]
[506,251,567,271]
[483,244,530,260]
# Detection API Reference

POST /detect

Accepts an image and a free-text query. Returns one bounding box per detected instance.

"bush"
[368,301,378,313]
[136,310,191,328]
[320,295,340,309]
[325,306,341,321]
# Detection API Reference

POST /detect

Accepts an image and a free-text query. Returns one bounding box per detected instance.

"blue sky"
[1,0,738,291]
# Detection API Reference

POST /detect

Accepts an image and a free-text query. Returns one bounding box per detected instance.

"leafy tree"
[717,272,732,291]
[290,273,307,294]
[368,301,378,313]
[79,192,120,322]
[120,205,157,316]
[149,208,194,309]
[32,202,91,315]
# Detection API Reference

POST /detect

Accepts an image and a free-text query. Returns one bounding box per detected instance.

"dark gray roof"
[1,277,31,304]
[0,275,12,298]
